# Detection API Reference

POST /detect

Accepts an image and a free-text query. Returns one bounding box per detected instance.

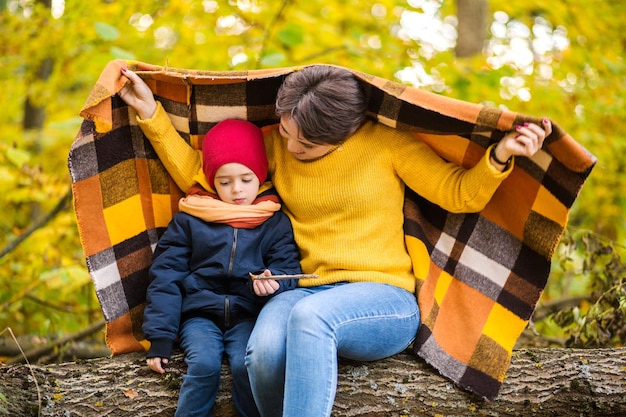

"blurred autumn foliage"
[1,0,624,359]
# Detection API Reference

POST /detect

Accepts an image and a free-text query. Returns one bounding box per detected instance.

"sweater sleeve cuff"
[146,338,175,360]
[135,101,171,141]
[453,145,514,212]
[484,144,514,176]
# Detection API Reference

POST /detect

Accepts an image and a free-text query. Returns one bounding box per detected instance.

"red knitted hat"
[202,119,268,186]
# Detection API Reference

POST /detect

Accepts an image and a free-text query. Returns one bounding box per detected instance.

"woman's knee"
[288,298,324,331]
[245,334,283,373]
[245,321,288,380]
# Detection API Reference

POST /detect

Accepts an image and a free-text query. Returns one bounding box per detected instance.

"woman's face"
[279,115,335,161]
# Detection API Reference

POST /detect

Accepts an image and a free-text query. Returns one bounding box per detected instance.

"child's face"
[213,163,261,205]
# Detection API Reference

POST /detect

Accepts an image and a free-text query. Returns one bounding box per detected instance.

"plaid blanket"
[69,59,595,400]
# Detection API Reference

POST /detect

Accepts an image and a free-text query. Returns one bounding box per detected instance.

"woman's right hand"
[119,67,157,120]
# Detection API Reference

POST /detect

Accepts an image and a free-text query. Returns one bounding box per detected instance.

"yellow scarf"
[178,186,281,229]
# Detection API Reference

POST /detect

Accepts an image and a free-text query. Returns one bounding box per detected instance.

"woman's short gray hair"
[275,65,367,145]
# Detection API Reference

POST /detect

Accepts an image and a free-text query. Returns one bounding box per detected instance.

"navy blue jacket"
[143,210,301,359]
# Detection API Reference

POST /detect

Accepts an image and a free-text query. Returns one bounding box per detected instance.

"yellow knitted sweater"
[138,103,511,293]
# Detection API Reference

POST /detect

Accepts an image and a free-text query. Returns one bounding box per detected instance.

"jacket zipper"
[225,229,238,328]
[228,229,238,274]
[224,295,230,328]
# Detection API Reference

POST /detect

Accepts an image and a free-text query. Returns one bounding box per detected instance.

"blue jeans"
[245,282,419,417]
[176,317,260,417]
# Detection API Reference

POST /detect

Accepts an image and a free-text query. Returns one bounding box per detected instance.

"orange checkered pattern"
[69,60,596,400]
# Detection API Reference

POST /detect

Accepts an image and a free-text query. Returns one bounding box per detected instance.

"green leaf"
[110,46,137,60]
[260,52,286,67]
[95,22,120,41]
[277,24,304,48]
[6,147,30,168]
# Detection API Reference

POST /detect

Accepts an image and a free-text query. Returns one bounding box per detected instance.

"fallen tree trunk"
[1,347,624,416]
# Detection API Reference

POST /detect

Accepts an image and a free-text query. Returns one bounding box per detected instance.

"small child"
[142,119,301,417]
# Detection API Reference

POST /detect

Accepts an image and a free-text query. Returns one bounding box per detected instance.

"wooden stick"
[249,273,320,280]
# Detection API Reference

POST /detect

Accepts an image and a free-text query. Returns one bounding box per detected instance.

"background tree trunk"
[23,0,53,134]
[1,347,624,416]
[455,0,489,57]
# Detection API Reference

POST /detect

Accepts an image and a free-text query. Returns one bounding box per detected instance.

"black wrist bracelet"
[490,146,512,166]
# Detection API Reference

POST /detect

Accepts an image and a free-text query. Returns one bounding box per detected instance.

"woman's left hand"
[491,118,552,168]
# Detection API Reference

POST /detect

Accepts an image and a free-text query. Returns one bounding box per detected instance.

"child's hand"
[147,357,168,374]
[252,269,280,296]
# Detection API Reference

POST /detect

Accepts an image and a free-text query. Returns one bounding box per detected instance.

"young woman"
[120,65,550,417]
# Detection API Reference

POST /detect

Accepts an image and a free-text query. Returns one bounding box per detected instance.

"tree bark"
[23,0,53,133]
[455,0,489,57]
[1,347,624,416]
